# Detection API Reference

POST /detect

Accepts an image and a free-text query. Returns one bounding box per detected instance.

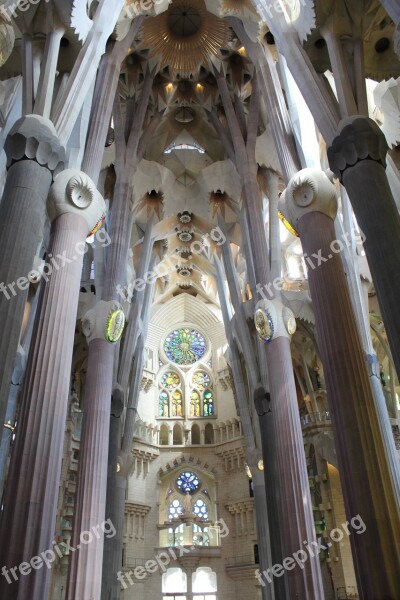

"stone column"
[328,117,400,379]
[254,300,324,599]
[101,389,125,600]
[282,168,400,598]
[66,299,125,600]
[0,115,64,438]
[0,170,104,600]
[254,389,287,599]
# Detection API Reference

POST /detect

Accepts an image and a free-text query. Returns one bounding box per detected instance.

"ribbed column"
[299,213,400,598]
[66,296,125,600]
[328,117,400,379]
[252,468,277,600]
[0,169,104,600]
[283,168,400,598]
[101,391,126,600]
[0,115,64,441]
[255,390,287,599]
[267,336,324,599]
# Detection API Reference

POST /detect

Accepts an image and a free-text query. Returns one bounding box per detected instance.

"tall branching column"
[216,71,324,598]
[328,117,400,379]
[66,69,155,600]
[0,115,64,446]
[215,259,274,600]
[282,168,400,599]
[0,170,104,600]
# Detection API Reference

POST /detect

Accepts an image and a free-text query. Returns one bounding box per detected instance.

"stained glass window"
[203,390,214,417]
[162,371,180,389]
[190,390,201,417]
[159,391,169,417]
[193,524,210,546]
[193,498,209,520]
[164,328,206,365]
[191,371,210,391]
[168,499,184,520]
[177,471,200,493]
[172,390,183,417]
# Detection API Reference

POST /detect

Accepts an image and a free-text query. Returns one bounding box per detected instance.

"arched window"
[173,424,183,445]
[204,423,214,444]
[160,424,169,445]
[168,498,184,520]
[191,424,200,444]
[190,371,214,417]
[193,498,209,520]
[159,370,183,417]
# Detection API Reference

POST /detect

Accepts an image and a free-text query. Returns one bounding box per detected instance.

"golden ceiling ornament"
[217,0,258,17]
[136,189,164,220]
[140,0,230,78]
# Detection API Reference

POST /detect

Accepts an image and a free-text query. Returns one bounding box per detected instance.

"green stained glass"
[164,328,206,365]
[203,389,214,417]
[191,371,210,390]
[161,371,180,389]
[159,391,169,417]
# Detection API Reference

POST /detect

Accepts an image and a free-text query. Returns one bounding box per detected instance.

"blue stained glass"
[164,328,206,365]
[176,471,200,493]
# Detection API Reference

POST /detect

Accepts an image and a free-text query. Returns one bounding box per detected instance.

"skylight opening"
[164,142,205,154]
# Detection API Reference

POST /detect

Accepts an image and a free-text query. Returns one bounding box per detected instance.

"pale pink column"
[0,170,105,600]
[282,168,400,598]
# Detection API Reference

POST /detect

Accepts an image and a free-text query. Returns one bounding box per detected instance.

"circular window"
[177,471,200,493]
[164,328,206,365]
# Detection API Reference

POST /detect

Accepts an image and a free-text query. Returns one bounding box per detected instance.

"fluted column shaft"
[328,117,400,379]
[298,211,400,598]
[266,338,323,598]
[66,338,116,600]
[0,115,64,446]
[241,163,324,597]
[0,212,90,600]
[0,161,51,433]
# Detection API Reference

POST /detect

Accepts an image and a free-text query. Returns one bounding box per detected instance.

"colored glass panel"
[164,328,206,365]
[176,471,200,493]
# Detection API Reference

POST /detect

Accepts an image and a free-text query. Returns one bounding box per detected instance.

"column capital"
[48,169,106,234]
[82,300,126,344]
[254,297,296,342]
[4,115,65,174]
[280,168,338,230]
[327,116,388,181]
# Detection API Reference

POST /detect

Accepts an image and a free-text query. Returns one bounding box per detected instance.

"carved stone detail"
[48,169,106,232]
[4,115,65,175]
[280,168,338,229]
[327,117,388,181]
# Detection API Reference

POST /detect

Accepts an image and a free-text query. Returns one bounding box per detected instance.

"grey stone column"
[0,115,64,438]
[0,170,104,600]
[254,389,287,599]
[328,117,400,379]
[66,300,125,600]
[263,319,323,599]
[101,389,125,600]
[282,168,400,599]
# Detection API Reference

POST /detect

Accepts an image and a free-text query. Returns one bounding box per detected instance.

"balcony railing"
[301,411,331,428]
